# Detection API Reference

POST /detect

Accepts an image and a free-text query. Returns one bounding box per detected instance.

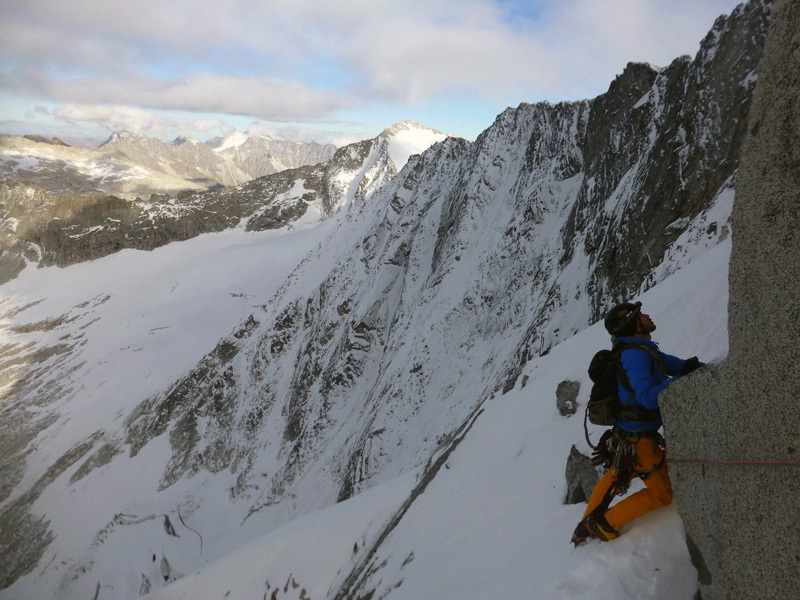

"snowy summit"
[380,120,449,171]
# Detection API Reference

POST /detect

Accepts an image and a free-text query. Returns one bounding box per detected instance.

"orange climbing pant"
[582,435,673,533]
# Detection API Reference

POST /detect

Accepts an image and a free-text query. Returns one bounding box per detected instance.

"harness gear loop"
[604,430,666,494]
[610,438,637,496]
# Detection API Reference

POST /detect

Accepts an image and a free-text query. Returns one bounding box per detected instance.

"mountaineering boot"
[571,511,619,546]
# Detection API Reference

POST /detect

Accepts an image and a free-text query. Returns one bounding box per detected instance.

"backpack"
[583,341,667,448]
[586,346,625,427]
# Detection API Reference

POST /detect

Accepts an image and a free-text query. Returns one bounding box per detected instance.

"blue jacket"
[615,337,687,432]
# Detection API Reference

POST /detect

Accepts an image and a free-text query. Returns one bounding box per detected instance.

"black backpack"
[583,341,666,447]
[586,346,625,426]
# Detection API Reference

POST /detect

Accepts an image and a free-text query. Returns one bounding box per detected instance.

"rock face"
[101,131,243,188]
[661,1,799,598]
[0,137,390,283]
[0,2,774,597]
[209,134,337,182]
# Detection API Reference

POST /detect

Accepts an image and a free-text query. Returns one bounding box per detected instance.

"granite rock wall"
[661,1,800,598]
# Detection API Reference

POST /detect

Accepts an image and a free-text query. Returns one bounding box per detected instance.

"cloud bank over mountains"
[1,0,743,144]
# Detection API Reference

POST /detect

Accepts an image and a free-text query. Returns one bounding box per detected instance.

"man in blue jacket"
[572,301,702,545]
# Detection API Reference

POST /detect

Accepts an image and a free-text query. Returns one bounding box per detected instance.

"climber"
[571,300,702,546]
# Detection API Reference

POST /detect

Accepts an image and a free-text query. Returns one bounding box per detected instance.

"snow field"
[146,238,730,600]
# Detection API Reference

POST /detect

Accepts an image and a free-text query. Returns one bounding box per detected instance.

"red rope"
[668,458,800,466]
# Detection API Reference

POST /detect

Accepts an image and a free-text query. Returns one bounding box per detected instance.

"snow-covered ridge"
[0,133,206,198]
[0,123,442,283]
[208,130,250,151]
[208,130,295,152]
[99,128,337,188]
[379,120,449,171]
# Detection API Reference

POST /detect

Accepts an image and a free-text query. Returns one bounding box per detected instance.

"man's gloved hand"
[679,356,701,376]
[591,429,616,469]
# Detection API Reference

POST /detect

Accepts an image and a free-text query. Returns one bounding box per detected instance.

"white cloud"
[148,75,349,120]
[6,73,349,122]
[0,0,745,140]
[54,104,228,139]
[49,105,364,146]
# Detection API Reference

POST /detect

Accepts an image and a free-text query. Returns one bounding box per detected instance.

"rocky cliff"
[661,1,799,598]
[0,134,210,201]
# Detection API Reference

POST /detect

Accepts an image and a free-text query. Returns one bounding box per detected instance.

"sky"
[0,0,744,147]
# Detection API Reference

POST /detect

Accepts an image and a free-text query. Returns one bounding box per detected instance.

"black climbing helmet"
[604,301,642,336]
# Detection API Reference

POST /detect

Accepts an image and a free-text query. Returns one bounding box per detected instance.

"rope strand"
[668,458,800,466]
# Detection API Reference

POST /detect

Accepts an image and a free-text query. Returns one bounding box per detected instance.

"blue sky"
[0,0,744,147]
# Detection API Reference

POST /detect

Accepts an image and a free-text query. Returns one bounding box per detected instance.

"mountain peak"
[380,120,443,138]
[101,130,147,146]
[22,134,70,147]
[378,120,449,171]
[172,135,200,146]
[211,130,250,152]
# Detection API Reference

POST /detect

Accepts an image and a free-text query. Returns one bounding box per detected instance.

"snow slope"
[381,120,449,170]
[0,112,736,600]
[144,237,730,600]
[0,178,729,600]
[0,224,337,557]
[0,156,730,600]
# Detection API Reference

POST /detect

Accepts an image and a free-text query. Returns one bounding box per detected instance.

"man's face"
[637,311,656,334]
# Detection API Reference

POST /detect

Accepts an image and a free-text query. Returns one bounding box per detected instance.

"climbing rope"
[667,458,800,466]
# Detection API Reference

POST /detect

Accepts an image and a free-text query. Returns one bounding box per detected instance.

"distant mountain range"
[0,129,338,200]
[0,121,448,284]
[100,129,337,188]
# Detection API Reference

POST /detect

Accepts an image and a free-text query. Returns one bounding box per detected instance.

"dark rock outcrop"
[22,135,69,146]
[556,380,580,417]
[565,445,599,504]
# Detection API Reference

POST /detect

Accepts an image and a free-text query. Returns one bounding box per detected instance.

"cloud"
[1,0,744,139]
[53,104,228,139]
[146,75,350,121]
[3,71,349,123]
[326,0,744,103]
[247,121,371,146]
[335,8,559,102]
[25,105,51,119]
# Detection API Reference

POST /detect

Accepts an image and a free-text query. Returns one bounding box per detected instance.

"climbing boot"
[571,512,619,546]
